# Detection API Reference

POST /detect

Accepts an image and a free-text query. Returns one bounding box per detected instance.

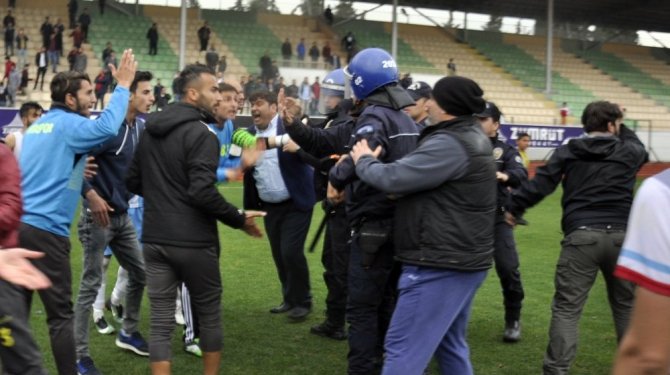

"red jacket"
[0,144,22,248]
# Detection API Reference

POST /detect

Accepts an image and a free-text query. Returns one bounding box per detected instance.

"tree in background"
[300,0,324,17]
[248,0,280,13]
[335,0,355,19]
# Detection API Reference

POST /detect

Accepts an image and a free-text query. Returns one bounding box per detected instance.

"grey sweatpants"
[143,243,222,362]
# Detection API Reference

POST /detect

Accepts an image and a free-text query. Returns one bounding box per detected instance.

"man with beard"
[73,71,155,374]
[126,64,264,375]
[17,49,136,375]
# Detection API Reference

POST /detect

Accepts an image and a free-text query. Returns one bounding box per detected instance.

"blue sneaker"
[115,330,149,357]
[77,356,102,375]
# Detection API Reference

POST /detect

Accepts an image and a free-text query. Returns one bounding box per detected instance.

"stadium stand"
[397,24,559,124]
[11,5,101,109]
[202,9,282,77]
[261,13,345,70]
[504,34,670,130]
[143,5,248,78]
[466,30,597,123]
[331,19,435,73]
[577,48,670,110]
[86,9,178,96]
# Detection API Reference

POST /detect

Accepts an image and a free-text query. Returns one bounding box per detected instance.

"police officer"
[328,48,419,375]
[475,102,527,342]
[279,69,355,340]
[403,81,432,129]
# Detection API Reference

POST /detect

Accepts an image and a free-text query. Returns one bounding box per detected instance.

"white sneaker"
[184,339,202,357]
[93,314,115,335]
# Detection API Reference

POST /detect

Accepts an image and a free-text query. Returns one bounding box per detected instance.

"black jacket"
[126,102,245,248]
[286,109,354,201]
[393,118,496,271]
[490,134,527,216]
[507,125,648,235]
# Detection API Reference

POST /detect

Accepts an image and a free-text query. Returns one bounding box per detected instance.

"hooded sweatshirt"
[507,124,648,235]
[126,102,246,248]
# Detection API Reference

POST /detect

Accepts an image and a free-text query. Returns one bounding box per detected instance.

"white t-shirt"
[615,169,670,296]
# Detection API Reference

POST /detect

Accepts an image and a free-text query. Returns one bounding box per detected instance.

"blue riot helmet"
[318,68,346,115]
[344,48,399,100]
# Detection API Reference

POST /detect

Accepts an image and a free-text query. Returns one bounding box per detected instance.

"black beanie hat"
[432,76,486,116]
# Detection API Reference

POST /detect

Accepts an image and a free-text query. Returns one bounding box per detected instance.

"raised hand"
[110,49,138,89]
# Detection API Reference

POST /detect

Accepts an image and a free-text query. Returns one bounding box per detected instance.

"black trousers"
[493,219,525,323]
[199,38,208,52]
[33,67,46,90]
[263,200,313,308]
[148,41,157,56]
[0,280,46,375]
[347,218,399,375]
[18,223,77,375]
[321,204,350,327]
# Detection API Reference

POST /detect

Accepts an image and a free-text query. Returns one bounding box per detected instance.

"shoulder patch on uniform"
[356,125,375,135]
[493,147,503,160]
[515,155,522,164]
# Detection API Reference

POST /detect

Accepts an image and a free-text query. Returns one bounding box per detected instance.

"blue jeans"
[382,265,487,375]
[47,50,59,73]
[74,209,146,359]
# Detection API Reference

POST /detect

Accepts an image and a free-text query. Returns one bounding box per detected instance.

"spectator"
[2,10,14,29]
[33,47,47,90]
[152,78,163,99]
[308,42,319,64]
[217,55,227,74]
[447,58,456,76]
[341,31,356,62]
[73,46,86,73]
[3,55,12,80]
[281,38,291,61]
[269,60,279,81]
[15,28,27,67]
[310,76,320,115]
[47,32,59,73]
[101,41,113,62]
[6,64,19,106]
[98,0,106,16]
[403,80,432,129]
[323,5,333,25]
[286,78,298,99]
[154,86,170,111]
[216,71,224,84]
[4,21,14,57]
[77,8,91,42]
[70,24,83,49]
[205,45,218,72]
[399,72,412,89]
[296,38,305,64]
[104,51,117,77]
[0,81,7,106]
[559,102,570,125]
[322,41,332,67]
[273,76,285,93]
[332,54,341,68]
[299,76,312,114]
[67,46,77,71]
[3,101,43,155]
[146,23,158,56]
[68,0,78,29]
[516,132,531,169]
[197,21,210,52]
[93,69,109,109]
[258,50,272,82]
[19,63,29,94]
[40,16,53,48]
[54,18,65,57]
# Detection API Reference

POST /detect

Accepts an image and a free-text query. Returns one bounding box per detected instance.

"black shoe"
[269,302,292,314]
[287,306,311,322]
[310,321,347,340]
[503,320,521,343]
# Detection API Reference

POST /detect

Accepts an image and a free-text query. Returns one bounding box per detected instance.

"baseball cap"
[406,81,432,101]
[474,101,502,122]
